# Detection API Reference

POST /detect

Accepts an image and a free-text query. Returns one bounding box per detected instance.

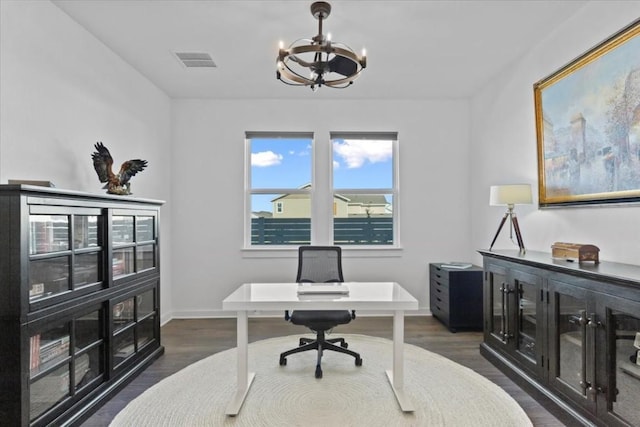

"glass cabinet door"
[511,269,544,378]
[28,211,102,307]
[111,212,157,281]
[517,281,538,359]
[548,279,595,413]
[597,295,640,427]
[112,285,158,368]
[485,264,510,346]
[29,306,104,423]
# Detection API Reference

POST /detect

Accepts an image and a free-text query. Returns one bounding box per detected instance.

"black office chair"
[279,246,362,378]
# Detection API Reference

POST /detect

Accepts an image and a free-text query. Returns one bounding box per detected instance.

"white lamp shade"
[490,184,532,206]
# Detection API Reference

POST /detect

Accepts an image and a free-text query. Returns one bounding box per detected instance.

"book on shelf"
[440,262,473,269]
[30,334,41,371]
[29,283,45,298]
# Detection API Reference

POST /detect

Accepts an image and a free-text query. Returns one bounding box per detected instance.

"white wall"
[170,99,472,317]
[470,2,640,266]
[6,0,637,322]
[0,0,174,321]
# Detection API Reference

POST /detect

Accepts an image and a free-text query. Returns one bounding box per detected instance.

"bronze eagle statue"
[92,142,147,195]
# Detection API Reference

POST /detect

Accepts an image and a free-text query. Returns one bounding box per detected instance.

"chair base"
[279,331,362,378]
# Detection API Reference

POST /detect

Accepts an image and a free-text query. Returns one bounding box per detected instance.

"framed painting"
[534,19,640,207]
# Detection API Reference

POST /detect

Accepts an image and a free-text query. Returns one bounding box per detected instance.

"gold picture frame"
[534,19,640,207]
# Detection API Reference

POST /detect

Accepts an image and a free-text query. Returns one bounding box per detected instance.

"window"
[247,132,313,246]
[245,131,399,248]
[332,132,397,246]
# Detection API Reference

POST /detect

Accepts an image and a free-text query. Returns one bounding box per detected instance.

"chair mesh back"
[296,246,344,283]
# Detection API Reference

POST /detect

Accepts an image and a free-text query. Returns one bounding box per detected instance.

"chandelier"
[276,1,367,90]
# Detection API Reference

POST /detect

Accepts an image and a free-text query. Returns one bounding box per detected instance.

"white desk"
[222,282,419,416]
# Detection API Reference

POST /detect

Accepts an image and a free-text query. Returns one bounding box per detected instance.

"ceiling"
[52,0,587,100]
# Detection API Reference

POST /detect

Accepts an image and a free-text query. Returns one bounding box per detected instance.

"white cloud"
[333,139,392,168]
[251,151,283,167]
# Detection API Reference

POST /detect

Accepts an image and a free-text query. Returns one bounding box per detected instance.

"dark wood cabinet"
[429,263,483,332]
[0,185,164,427]
[479,250,640,427]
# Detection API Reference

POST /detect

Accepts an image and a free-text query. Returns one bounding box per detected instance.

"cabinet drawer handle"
[587,313,602,402]
[577,310,589,394]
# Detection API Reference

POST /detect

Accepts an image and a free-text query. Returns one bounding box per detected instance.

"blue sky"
[251,137,392,212]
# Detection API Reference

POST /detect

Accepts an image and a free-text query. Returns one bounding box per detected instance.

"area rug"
[110,334,532,426]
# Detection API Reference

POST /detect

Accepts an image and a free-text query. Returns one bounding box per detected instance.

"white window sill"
[241,246,403,258]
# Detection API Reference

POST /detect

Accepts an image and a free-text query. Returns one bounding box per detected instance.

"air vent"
[174,52,217,68]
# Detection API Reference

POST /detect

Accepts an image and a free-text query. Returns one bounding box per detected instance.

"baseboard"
[166,308,432,321]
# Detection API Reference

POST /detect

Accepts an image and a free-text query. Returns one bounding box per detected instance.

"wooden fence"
[251,217,393,245]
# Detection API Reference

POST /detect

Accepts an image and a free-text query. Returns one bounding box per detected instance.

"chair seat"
[290,310,352,330]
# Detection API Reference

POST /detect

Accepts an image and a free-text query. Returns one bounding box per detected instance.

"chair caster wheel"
[279,357,287,366]
[315,366,323,378]
[355,357,363,366]
[341,342,348,348]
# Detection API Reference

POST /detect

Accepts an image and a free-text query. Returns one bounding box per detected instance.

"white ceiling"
[52,0,588,100]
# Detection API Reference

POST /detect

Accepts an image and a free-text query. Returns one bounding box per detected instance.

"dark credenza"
[429,263,483,332]
[0,185,164,426]
[479,249,640,427]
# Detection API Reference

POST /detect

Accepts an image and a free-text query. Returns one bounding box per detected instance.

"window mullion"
[311,133,332,245]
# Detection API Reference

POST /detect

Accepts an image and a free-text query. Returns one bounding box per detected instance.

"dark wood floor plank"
[80,316,565,426]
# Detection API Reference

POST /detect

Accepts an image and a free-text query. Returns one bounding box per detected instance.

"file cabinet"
[429,263,483,332]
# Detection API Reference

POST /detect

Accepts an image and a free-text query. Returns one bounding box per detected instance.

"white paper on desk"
[296,283,349,295]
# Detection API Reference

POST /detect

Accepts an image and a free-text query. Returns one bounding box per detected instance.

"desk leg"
[225,310,255,416]
[385,310,414,412]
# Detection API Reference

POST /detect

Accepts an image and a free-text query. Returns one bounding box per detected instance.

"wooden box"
[551,242,599,263]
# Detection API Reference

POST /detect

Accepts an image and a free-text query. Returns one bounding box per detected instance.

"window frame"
[330,132,400,249]
[244,131,400,251]
[245,132,314,249]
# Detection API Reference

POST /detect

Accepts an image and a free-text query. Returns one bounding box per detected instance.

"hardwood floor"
[80,315,566,426]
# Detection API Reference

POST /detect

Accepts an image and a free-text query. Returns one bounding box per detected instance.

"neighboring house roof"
[271,192,350,203]
[271,193,309,202]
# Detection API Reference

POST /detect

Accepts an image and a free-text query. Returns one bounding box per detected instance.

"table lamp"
[489,184,532,253]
